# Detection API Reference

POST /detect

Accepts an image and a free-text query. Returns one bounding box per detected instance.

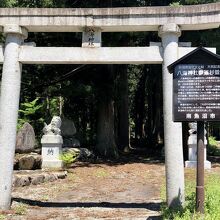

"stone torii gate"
[0,3,219,210]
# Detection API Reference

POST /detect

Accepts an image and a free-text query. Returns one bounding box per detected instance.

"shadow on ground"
[13,197,161,211]
[71,153,164,169]
[146,217,162,220]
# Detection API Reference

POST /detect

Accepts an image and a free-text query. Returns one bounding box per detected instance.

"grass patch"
[0,215,6,220]
[94,169,109,178]
[67,173,76,181]
[161,172,220,219]
[41,195,50,201]
[14,203,27,215]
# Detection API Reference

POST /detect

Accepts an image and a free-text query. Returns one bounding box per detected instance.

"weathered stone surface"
[31,175,45,185]
[11,46,215,65]
[19,155,35,170]
[78,148,95,161]
[61,117,80,148]
[18,154,42,170]
[34,155,42,169]
[61,117,76,137]
[41,116,63,169]
[159,24,184,207]
[14,158,19,170]
[63,148,80,154]
[55,172,67,179]
[0,5,219,33]
[43,116,61,135]
[82,28,101,48]
[41,134,63,169]
[44,174,58,182]
[13,176,31,187]
[63,138,80,148]
[16,122,35,153]
[185,123,211,169]
[13,171,67,187]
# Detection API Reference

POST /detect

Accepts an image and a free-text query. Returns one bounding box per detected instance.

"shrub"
[14,204,27,215]
[207,136,220,156]
[60,152,78,167]
[18,98,43,130]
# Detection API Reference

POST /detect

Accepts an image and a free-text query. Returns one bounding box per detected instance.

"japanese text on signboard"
[173,64,220,121]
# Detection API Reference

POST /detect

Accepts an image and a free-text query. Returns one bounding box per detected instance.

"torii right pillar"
[159,23,185,208]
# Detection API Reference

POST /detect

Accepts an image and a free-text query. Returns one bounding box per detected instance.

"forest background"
[0,0,219,159]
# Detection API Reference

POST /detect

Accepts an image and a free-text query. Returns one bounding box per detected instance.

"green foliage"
[161,194,196,220]
[161,174,220,219]
[0,0,16,7]
[181,0,219,4]
[18,98,43,129]
[205,175,220,219]
[47,97,60,117]
[170,1,182,6]
[0,215,6,220]
[19,98,43,116]
[60,152,78,166]
[209,136,218,147]
[14,204,27,215]
[5,0,216,8]
[207,136,220,156]
[0,0,66,8]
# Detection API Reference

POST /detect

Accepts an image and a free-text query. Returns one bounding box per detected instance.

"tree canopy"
[0,0,219,158]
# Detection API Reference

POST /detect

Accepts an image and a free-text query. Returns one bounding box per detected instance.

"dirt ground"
[2,156,220,220]
[2,156,164,220]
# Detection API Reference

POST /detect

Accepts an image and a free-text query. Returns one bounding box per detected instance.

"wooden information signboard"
[173,64,220,122]
[169,47,220,214]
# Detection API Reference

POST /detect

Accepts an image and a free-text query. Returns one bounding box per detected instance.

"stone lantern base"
[41,135,63,169]
[185,160,211,169]
[185,134,211,169]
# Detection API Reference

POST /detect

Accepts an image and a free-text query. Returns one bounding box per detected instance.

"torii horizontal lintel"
[18,46,163,64]
[0,3,219,32]
[0,46,216,65]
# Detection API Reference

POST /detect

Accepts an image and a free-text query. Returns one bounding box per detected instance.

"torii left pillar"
[0,25,28,210]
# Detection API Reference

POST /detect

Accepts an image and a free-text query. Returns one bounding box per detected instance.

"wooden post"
[196,121,205,213]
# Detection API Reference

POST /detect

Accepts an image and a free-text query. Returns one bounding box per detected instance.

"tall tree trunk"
[89,97,96,145]
[96,65,118,158]
[117,65,130,151]
[97,97,118,158]
[146,65,163,149]
[134,68,147,146]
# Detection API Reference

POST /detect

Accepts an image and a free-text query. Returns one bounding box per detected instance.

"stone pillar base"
[185,160,211,169]
[42,160,63,169]
[41,135,63,169]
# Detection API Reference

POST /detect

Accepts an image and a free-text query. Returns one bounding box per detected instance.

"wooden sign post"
[196,121,205,213]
